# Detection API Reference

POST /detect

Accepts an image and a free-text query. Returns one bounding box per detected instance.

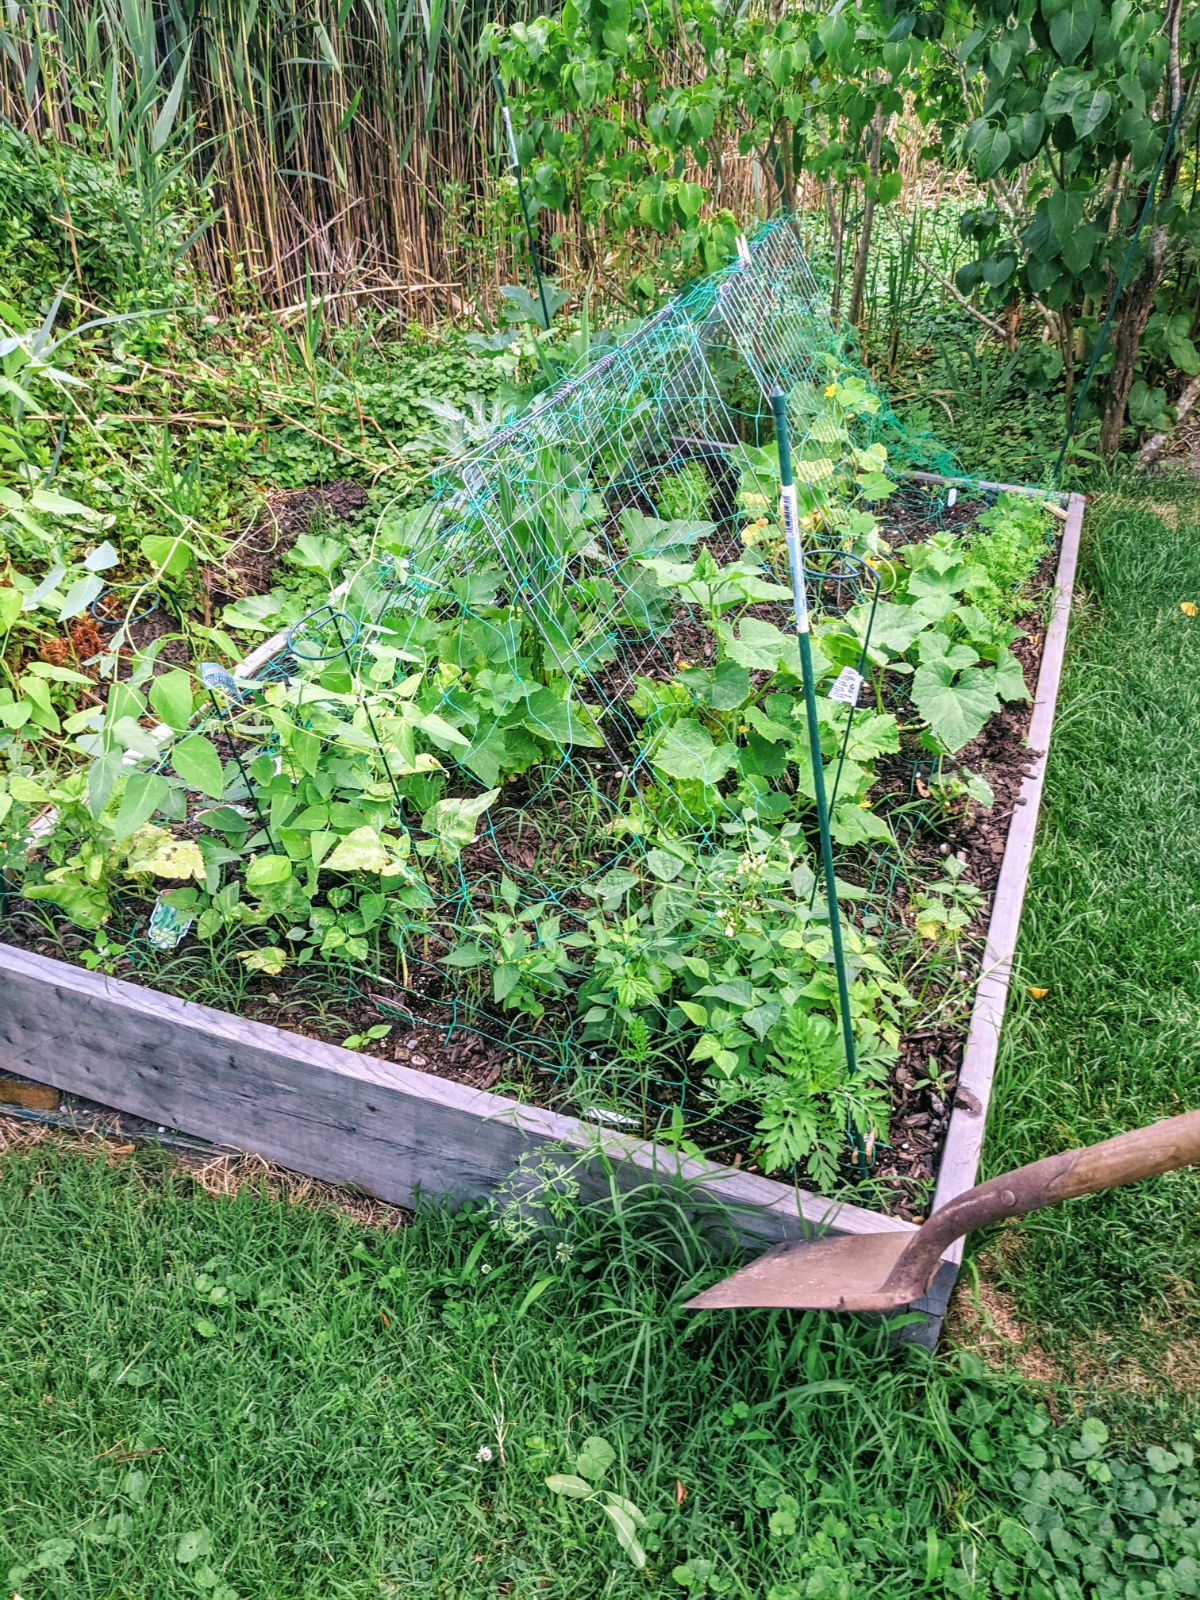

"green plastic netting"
[26,215,1017,1189]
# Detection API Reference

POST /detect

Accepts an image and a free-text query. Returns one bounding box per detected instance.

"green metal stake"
[491,65,553,333]
[771,387,870,1181]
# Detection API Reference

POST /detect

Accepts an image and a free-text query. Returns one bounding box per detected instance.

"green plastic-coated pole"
[491,65,553,333]
[770,387,870,1179]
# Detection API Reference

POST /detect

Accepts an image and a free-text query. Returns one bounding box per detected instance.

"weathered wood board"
[0,939,909,1249]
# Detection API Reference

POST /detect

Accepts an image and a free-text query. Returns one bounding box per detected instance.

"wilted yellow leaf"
[237,946,287,975]
[125,825,206,882]
[1027,986,1049,1000]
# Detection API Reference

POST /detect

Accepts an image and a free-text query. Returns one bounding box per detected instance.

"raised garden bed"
[0,481,1085,1343]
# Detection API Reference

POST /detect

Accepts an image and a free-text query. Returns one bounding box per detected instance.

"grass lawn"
[3,478,1200,1599]
[5,1128,1200,1600]
[979,474,1200,1382]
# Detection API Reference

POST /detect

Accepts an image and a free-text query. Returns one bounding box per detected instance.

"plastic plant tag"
[779,484,810,632]
[736,234,752,265]
[200,662,242,700]
[828,666,863,705]
[502,104,520,171]
[947,487,958,507]
[146,894,193,951]
[581,1105,641,1129]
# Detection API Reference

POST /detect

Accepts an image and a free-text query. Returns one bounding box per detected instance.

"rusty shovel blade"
[683,1232,943,1313]
[685,1110,1200,1314]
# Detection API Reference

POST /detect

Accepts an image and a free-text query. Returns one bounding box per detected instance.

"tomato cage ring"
[286,605,361,663]
[800,543,883,616]
[90,585,163,627]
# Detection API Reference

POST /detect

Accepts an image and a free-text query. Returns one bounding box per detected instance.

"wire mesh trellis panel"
[59,215,1029,1193]
[191,217,904,1160]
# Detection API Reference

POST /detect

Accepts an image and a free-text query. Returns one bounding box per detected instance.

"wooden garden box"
[0,484,1086,1344]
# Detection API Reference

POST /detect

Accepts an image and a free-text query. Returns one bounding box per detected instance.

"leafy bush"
[0,128,63,311]
[654,461,712,522]
[261,335,504,493]
[0,124,196,310]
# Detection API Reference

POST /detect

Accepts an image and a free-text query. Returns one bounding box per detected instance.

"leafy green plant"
[910,855,981,950]
[546,1434,651,1570]
[655,460,712,522]
[342,1022,391,1051]
[936,0,1199,453]
[967,492,1054,620]
[447,893,587,1021]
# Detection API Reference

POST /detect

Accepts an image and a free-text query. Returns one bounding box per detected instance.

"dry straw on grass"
[0,1112,408,1229]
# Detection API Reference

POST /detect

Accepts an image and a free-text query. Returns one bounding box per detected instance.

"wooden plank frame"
[0,482,1087,1344]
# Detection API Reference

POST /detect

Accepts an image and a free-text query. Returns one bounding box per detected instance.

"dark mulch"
[242,986,509,1094]
[208,479,368,607]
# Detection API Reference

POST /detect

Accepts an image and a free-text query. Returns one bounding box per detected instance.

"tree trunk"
[826,177,845,321]
[1098,0,1187,456]
[847,106,884,330]
[1100,264,1161,457]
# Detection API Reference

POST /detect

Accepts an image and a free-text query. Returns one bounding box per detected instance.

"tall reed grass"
[0,1,948,325]
[0,0,520,314]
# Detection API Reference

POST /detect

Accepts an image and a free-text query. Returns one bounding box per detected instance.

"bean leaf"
[112,772,171,842]
[149,669,196,732]
[171,734,225,798]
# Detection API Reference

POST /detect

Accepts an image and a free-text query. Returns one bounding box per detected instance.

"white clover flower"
[475,1445,493,1462]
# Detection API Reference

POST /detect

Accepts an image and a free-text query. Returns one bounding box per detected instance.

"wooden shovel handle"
[884,1110,1200,1301]
[1045,1110,1200,1202]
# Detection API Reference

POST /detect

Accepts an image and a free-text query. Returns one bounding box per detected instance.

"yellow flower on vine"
[824,383,838,398]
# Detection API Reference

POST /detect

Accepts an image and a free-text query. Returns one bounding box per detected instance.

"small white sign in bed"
[827,666,863,705]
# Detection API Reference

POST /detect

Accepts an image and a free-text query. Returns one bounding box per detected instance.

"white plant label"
[828,666,863,705]
[200,662,242,700]
[779,483,810,632]
[502,104,520,172]
[947,486,958,507]
[146,894,193,952]
[581,1105,641,1129]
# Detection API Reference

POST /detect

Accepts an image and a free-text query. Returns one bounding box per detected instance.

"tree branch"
[1137,371,1200,467]
[880,211,1009,339]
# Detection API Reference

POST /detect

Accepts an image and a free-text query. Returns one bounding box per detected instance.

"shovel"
[685,1110,1200,1313]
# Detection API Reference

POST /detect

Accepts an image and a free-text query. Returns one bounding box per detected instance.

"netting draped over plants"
[210,219,904,1163]
[337,216,907,765]
[82,214,1022,1195]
